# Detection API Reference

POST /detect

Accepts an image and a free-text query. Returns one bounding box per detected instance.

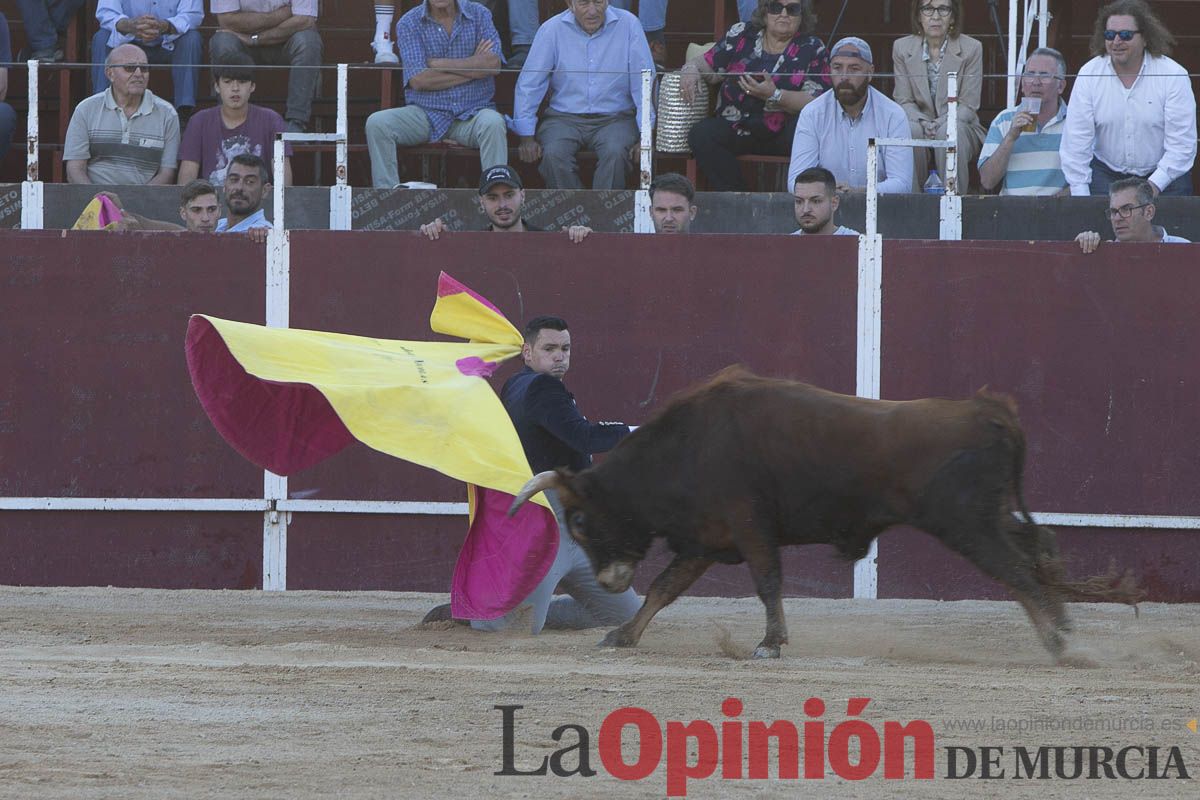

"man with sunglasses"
[978,47,1068,196]
[1074,177,1189,253]
[64,43,180,185]
[1059,0,1195,197]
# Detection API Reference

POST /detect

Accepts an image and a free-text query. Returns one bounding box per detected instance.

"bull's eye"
[569,511,586,531]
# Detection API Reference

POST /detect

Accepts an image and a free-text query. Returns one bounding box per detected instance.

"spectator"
[419,164,592,242]
[680,0,830,192]
[64,44,180,185]
[978,47,1068,196]
[0,12,16,163]
[1060,0,1195,197]
[365,0,505,190]
[1075,177,1189,252]
[94,179,220,231]
[209,0,322,133]
[791,166,859,235]
[14,0,84,62]
[512,0,655,190]
[647,172,696,234]
[892,0,985,191]
[92,0,203,114]
[216,153,273,232]
[369,1,541,68]
[177,54,293,187]
[787,37,911,194]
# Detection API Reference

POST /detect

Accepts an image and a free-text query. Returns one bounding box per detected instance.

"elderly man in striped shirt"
[365,0,506,189]
[978,48,1069,196]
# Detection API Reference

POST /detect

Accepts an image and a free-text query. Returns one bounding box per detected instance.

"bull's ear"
[508,471,563,516]
[566,510,588,543]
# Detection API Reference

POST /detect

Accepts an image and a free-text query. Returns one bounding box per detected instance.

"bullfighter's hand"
[1075,230,1101,254]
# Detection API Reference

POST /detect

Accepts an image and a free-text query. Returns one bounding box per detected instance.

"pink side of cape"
[436,270,505,316]
[450,486,559,620]
[184,316,356,476]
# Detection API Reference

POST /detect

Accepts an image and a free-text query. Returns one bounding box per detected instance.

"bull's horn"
[508,471,561,516]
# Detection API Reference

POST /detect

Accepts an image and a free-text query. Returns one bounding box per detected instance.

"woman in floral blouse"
[680,0,830,191]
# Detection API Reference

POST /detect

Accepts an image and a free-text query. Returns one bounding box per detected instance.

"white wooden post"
[21,60,43,230]
[633,69,654,233]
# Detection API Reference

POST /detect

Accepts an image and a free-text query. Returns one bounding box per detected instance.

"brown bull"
[511,367,1139,662]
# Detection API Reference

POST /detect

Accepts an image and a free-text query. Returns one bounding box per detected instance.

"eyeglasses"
[919,5,954,18]
[115,63,149,74]
[1022,71,1061,81]
[1103,29,1139,42]
[766,1,804,16]
[1107,203,1149,219]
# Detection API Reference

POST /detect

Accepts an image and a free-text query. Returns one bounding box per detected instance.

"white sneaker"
[372,39,398,64]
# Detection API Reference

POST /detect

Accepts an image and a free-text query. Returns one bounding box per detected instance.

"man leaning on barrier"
[790,167,860,236]
[647,172,697,234]
[1074,177,1189,253]
[419,164,592,242]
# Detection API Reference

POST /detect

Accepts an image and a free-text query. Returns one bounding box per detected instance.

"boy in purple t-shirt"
[177,53,293,186]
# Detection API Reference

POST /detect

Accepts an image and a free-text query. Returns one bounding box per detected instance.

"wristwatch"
[251,33,260,46]
[769,88,783,104]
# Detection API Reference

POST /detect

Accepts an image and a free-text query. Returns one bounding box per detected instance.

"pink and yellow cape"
[185,272,558,619]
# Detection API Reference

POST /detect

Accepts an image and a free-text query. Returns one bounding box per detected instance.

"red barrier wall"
[1,232,1196,600]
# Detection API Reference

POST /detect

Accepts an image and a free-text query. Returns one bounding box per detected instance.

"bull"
[511,367,1139,663]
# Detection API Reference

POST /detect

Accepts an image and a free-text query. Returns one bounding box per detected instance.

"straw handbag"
[656,71,711,154]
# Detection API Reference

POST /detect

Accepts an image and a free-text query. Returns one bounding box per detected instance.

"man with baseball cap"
[787,36,912,194]
[420,165,592,242]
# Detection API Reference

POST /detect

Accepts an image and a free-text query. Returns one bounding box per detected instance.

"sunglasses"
[766,2,804,17]
[115,63,150,74]
[1103,29,1139,42]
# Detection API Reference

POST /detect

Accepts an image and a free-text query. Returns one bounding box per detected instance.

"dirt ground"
[0,587,1197,799]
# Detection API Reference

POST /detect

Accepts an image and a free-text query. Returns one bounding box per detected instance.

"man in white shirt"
[1059,0,1196,197]
[788,36,912,194]
[790,167,860,236]
[1074,177,1189,252]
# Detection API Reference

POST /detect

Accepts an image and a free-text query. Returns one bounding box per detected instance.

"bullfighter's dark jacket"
[500,367,629,473]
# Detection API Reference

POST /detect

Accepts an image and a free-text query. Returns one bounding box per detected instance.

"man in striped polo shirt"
[978,48,1068,196]
[64,43,180,185]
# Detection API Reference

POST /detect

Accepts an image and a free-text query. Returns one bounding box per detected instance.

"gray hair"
[1027,47,1066,80]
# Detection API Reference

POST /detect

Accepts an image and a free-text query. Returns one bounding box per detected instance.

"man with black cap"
[419,164,592,241]
[787,36,912,194]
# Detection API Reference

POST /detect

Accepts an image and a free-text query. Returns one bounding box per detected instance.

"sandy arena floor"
[0,586,1197,799]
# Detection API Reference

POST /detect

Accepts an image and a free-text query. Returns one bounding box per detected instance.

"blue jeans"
[0,102,16,162]
[14,0,84,51]
[1088,156,1193,197]
[91,29,202,108]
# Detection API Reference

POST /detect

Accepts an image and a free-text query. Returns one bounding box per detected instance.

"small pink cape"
[451,486,560,620]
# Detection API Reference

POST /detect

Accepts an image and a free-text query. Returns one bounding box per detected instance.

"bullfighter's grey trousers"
[470,490,641,634]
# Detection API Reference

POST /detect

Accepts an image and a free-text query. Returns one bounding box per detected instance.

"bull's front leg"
[743,542,787,659]
[599,555,714,649]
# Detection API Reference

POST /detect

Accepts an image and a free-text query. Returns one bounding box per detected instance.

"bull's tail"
[1038,557,1146,613]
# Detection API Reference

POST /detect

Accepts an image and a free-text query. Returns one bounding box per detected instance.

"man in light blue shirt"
[787,36,912,194]
[92,0,203,111]
[216,154,274,233]
[511,0,655,190]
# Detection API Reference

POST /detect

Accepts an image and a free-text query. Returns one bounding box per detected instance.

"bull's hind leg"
[924,519,1068,661]
[598,556,714,649]
[1005,521,1071,634]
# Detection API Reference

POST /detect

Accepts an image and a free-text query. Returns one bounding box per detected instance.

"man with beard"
[216,153,273,232]
[790,167,860,236]
[1074,177,1189,253]
[787,36,911,194]
[647,172,696,234]
[419,165,592,242]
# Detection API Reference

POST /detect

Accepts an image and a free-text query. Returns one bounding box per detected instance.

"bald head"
[104,44,149,103]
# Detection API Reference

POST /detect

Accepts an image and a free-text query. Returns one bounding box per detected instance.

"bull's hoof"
[752,645,781,659]
[598,628,637,648]
[1056,651,1097,669]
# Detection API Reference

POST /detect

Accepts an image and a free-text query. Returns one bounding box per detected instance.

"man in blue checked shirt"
[365,0,505,189]
[511,0,655,190]
[91,0,203,112]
